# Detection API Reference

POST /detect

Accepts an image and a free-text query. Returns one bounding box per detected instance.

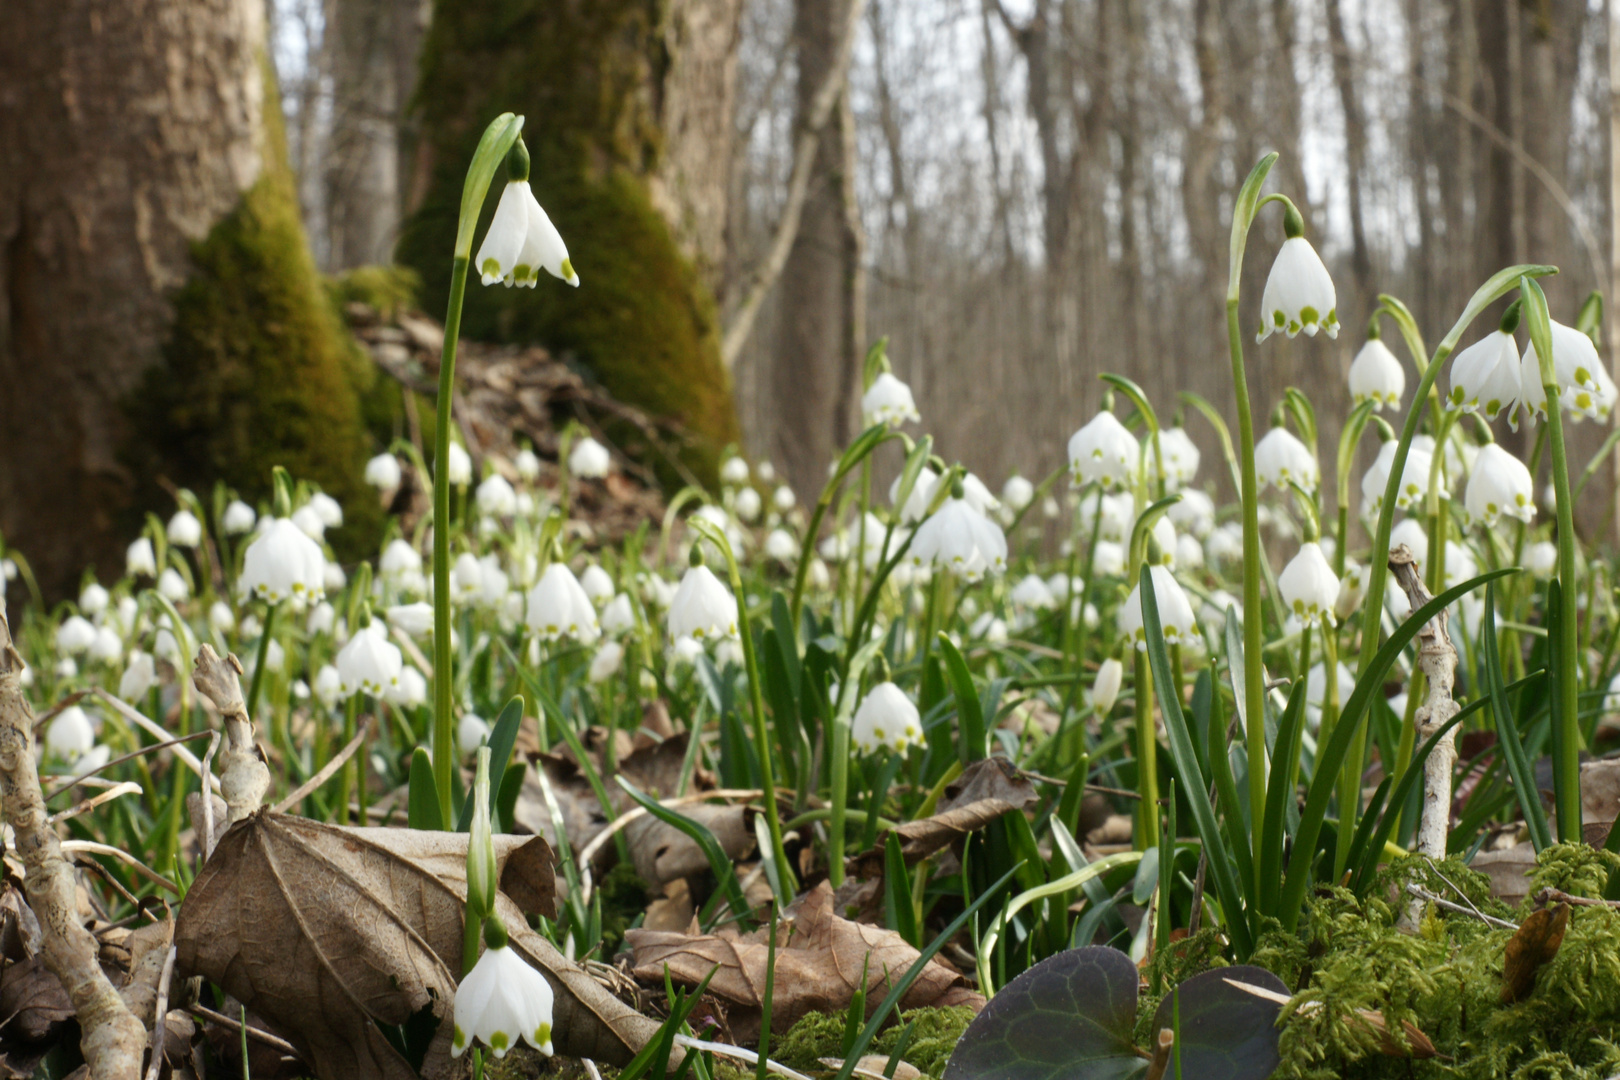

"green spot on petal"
[453,1026,466,1050]
[1273,310,1286,327]
[490,1031,509,1052]
[1300,305,1320,326]
[561,257,576,281]
[480,258,501,278]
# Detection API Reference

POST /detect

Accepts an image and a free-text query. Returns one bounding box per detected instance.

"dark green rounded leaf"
[1148,966,1287,1080]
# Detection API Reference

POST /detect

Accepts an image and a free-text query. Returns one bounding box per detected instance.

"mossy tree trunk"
[0,0,381,598]
[398,0,743,485]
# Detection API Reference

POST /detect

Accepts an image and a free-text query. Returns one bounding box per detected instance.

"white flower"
[852,682,923,754]
[1336,560,1366,622]
[1464,444,1534,527]
[1525,540,1558,579]
[526,564,600,643]
[209,601,236,634]
[1118,565,1197,650]
[1349,336,1406,410]
[513,449,541,482]
[1092,541,1125,577]
[579,566,615,605]
[127,538,157,578]
[1068,412,1137,491]
[569,437,612,479]
[452,940,555,1057]
[589,641,625,683]
[475,555,509,609]
[1256,234,1338,341]
[387,603,435,638]
[773,486,797,512]
[862,373,921,429]
[764,529,798,563]
[380,538,423,579]
[1278,542,1339,627]
[158,569,190,603]
[1448,330,1523,425]
[1091,493,1133,543]
[1001,475,1035,511]
[88,627,123,663]
[1168,488,1215,538]
[335,620,403,698]
[119,652,155,702]
[457,714,491,757]
[446,443,473,487]
[475,179,578,289]
[1254,428,1317,494]
[1010,574,1056,610]
[167,510,203,548]
[222,501,257,535]
[1090,658,1123,714]
[388,666,428,708]
[56,616,96,655]
[77,583,109,619]
[670,635,705,666]
[305,601,335,636]
[476,474,517,518]
[1146,515,1177,567]
[240,519,327,607]
[732,487,762,523]
[1176,534,1205,569]
[313,664,343,707]
[366,453,403,490]
[291,505,326,540]
[1361,440,1432,517]
[602,593,636,635]
[46,706,95,762]
[890,466,939,522]
[309,493,343,529]
[667,565,738,641]
[452,553,485,604]
[960,473,1001,515]
[909,498,1007,582]
[1206,524,1242,565]
[1520,317,1617,424]
[971,613,1008,644]
[720,456,750,486]
[1387,519,1429,584]
[1149,428,1201,489]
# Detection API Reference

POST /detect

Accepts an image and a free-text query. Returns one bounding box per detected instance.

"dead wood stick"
[187,1003,302,1056]
[191,646,268,831]
[271,717,374,814]
[143,947,177,1080]
[1389,545,1461,862]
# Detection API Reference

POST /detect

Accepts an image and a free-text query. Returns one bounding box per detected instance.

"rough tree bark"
[0,0,381,598]
[398,0,744,485]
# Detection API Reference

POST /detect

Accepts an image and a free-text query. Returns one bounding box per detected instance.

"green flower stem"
[340,694,359,823]
[432,254,469,828]
[1134,649,1159,849]
[245,601,279,722]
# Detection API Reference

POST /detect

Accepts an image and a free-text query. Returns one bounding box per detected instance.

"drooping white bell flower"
[1118,565,1197,650]
[1388,518,1429,577]
[240,519,327,607]
[851,682,923,754]
[1361,440,1433,517]
[308,493,343,529]
[209,601,236,634]
[476,474,517,518]
[291,505,326,540]
[335,620,403,699]
[1168,488,1216,538]
[474,555,509,610]
[158,569,190,603]
[56,616,96,656]
[312,664,343,707]
[1175,534,1205,569]
[891,466,940,522]
[380,538,423,579]
[1145,515,1178,567]
[512,448,540,482]
[451,935,555,1059]
[451,552,486,605]
[119,651,156,702]
[475,179,577,289]
[46,706,96,762]
[1090,658,1124,714]
[589,640,625,684]
[1092,541,1126,577]
[569,436,612,479]
[764,529,799,563]
[389,666,428,708]
[78,582,109,619]
[734,487,762,523]
[526,564,600,643]
[773,486,797,512]
[601,593,636,635]
[1001,475,1035,512]
[222,500,257,535]
[126,538,157,578]
[580,565,616,604]
[1093,493,1134,544]
[167,510,203,548]
[305,601,336,636]
[720,456,750,486]
[1148,428,1202,489]
[667,565,738,642]
[1464,444,1535,527]
[1334,560,1366,622]
[1525,539,1558,579]
[1520,317,1617,424]
[387,602,435,638]
[444,442,473,488]
[365,453,402,490]
[909,497,1007,582]
[862,373,921,429]
[959,473,1001,516]
[1448,330,1523,426]
[669,634,705,666]
[88,626,123,664]
[457,714,491,758]
[1254,428,1318,494]
[1349,336,1406,410]
[1068,411,1137,491]
[1278,541,1339,627]
[1255,218,1339,341]
[1206,523,1243,565]
[1010,574,1056,610]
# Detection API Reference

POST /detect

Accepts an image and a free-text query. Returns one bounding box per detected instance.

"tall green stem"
[432,255,469,828]
[245,601,280,722]
[1134,650,1159,848]
[1225,295,1267,851]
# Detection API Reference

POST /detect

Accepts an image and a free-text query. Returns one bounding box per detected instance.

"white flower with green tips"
[451,935,554,1059]
[1256,221,1338,341]
[475,181,578,289]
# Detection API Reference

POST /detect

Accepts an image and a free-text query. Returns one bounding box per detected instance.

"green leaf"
[1099,374,1160,436]
[1483,583,1553,851]
[457,695,523,832]
[938,633,987,763]
[1149,966,1289,1080]
[454,113,525,259]
[616,777,754,931]
[1227,153,1279,300]
[1258,678,1308,913]
[944,946,1146,1080]
[884,831,919,947]
[407,748,442,832]
[863,335,891,390]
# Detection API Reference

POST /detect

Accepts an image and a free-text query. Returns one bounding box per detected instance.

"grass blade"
[1483,582,1553,851]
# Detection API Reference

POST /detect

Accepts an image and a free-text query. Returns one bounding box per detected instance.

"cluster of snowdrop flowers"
[851,682,923,754]
[1449,306,1618,427]
[1254,428,1318,495]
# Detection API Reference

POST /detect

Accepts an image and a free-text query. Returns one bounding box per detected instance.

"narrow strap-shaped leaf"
[1483,583,1553,851]
[1258,678,1308,913]
[616,777,755,932]
[937,633,986,763]
[456,694,524,832]
[1352,711,1467,891]
[1204,672,1258,920]
[407,747,443,832]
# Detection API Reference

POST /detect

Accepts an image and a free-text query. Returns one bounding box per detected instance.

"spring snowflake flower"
[734,487,762,523]
[526,564,600,643]
[851,682,923,754]
[240,519,326,607]
[126,538,157,578]
[87,626,122,663]
[335,620,403,699]
[1010,574,1056,610]
[601,594,636,635]
[457,714,490,757]
[313,664,343,707]
[475,179,577,289]
[1255,216,1338,341]
[452,934,555,1059]
[1525,540,1558,579]
[1464,444,1534,527]
[291,505,326,540]
[445,442,473,487]
[667,565,738,641]
[569,437,611,479]
[389,666,428,708]
[77,583,109,619]
[1254,428,1317,494]
[589,641,625,684]
[1093,493,1134,544]
[56,616,96,656]
[580,565,615,604]
[720,456,750,486]
[380,539,423,580]
[46,706,95,762]
[1278,542,1339,627]
[167,510,203,548]
[387,603,435,638]
[309,493,343,529]
[514,448,541,481]
[220,500,255,535]
[1448,329,1523,426]
[365,453,402,490]
[891,466,940,522]
[1090,658,1123,714]
[1168,488,1215,538]
[209,602,235,634]
[119,652,156,702]
[1068,411,1137,491]
[909,497,1007,582]
[1349,336,1405,410]
[158,568,190,603]
[1361,440,1433,517]
[1148,428,1201,489]
[1520,317,1618,424]
[764,529,799,563]
[773,485,797,512]
[1001,474,1035,512]
[476,474,517,518]
[1118,565,1196,650]
[862,373,920,429]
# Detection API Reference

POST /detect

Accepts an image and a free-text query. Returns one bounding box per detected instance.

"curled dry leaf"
[174,812,659,1080]
[849,757,1038,881]
[626,880,984,1043]
[1500,902,1569,1004]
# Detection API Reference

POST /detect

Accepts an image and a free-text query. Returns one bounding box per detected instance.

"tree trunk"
[0,0,380,599]
[1324,0,1374,318]
[399,0,743,486]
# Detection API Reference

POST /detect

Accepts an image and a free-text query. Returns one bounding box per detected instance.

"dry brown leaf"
[1354,1009,1437,1058]
[848,758,1039,882]
[175,812,659,1080]
[644,880,696,933]
[820,1055,923,1080]
[626,880,984,1043]
[1471,844,1538,906]
[1501,902,1569,1004]
[0,879,40,962]
[0,955,73,1042]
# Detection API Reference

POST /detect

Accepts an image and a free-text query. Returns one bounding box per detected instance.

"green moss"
[326,264,422,321]
[598,862,651,959]
[871,1006,976,1079]
[772,1010,850,1073]
[127,66,383,562]
[398,0,738,487]
[1529,842,1620,900]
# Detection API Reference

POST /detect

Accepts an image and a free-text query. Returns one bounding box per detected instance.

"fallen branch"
[192,646,268,834]
[1389,545,1460,861]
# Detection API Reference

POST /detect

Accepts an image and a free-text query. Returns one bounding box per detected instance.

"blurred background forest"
[3,0,1618,597]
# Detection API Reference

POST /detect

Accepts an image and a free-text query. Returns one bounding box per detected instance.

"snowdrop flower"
[1146,515,1177,567]
[862,373,921,429]
[476,474,517,518]
[639,573,678,610]
[1349,335,1406,410]
[1526,540,1558,579]
[380,538,423,579]
[720,456,750,486]
[1254,428,1318,494]
[209,601,236,634]
[971,613,1008,645]
[167,510,203,548]
[1068,411,1137,491]
[56,616,96,655]
[387,602,434,638]
[579,565,615,605]
[305,602,336,638]
[1335,560,1366,622]
[1010,574,1056,610]
[158,569,190,603]
[119,652,155,702]
[78,583,109,619]
[1118,565,1197,650]
[808,558,831,591]
[1090,658,1123,714]
[773,485,797,513]
[1092,541,1125,577]
[909,497,1007,582]
[313,664,342,707]
[452,931,555,1058]
[526,564,600,643]
[88,627,123,664]
[959,473,1001,516]
[764,529,798,563]
[446,442,472,487]
[1001,475,1034,512]
[1448,328,1523,426]
[1520,317,1617,424]
[475,555,509,609]
[309,493,343,529]
[127,538,157,578]
[240,519,327,607]
[291,505,325,540]
[602,593,636,635]
[475,177,577,288]
[222,500,257,535]
[728,487,760,524]
[457,714,491,758]
[669,635,705,666]
[1255,215,1338,341]
[1168,488,1215,538]
[667,565,738,641]
[55,657,78,679]
[1206,523,1243,565]
[1464,444,1534,527]
[335,620,403,698]
[1278,542,1339,626]
[891,466,940,522]
[852,683,923,754]
[1388,518,1429,579]
[365,453,402,490]
[389,666,428,708]
[1361,440,1432,517]
[1093,493,1134,544]
[589,641,625,684]
[569,436,611,479]
[1175,534,1205,569]
[452,552,485,604]
[1149,428,1201,489]
[46,706,95,762]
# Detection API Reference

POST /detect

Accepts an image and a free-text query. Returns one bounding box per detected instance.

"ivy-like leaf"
[1149,966,1288,1080]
